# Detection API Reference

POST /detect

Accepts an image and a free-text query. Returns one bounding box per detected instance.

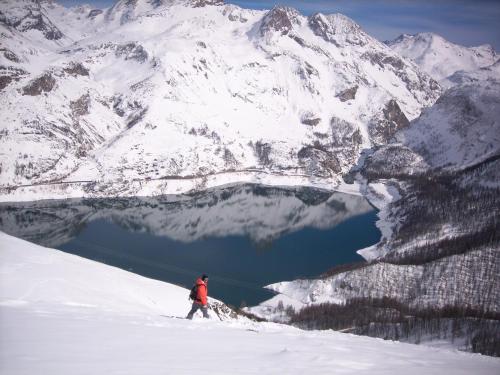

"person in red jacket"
[186,274,209,319]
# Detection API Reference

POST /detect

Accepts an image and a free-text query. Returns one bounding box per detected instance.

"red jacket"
[195,278,207,306]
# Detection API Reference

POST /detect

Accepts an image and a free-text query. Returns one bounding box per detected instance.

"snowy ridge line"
[386,32,498,85]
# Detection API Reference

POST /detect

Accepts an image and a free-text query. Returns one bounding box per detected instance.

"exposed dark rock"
[369,100,410,145]
[301,118,321,126]
[330,117,363,148]
[362,51,408,74]
[88,9,103,19]
[384,99,410,128]
[22,72,56,96]
[115,42,148,63]
[223,7,248,23]
[289,34,306,47]
[260,6,300,36]
[130,77,152,92]
[308,14,338,47]
[253,140,272,166]
[223,148,239,168]
[313,132,329,140]
[70,94,91,117]
[63,62,90,77]
[0,3,64,40]
[0,48,21,63]
[191,0,224,7]
[308,13,367,47]
[337,85,358,102]
[301,112,321,126]
[0,76,12,91]
[126,107,147,129]
[297,143,341,176]
[113,95,147,127]
[303,61,318,77]
[0,65,26,90]
[113,95,126,117]
[296,61,319,94]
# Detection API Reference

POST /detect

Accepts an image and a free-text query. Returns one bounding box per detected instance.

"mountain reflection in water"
[0,184,381,306]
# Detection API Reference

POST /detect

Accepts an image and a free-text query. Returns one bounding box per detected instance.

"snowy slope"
[0,0,441,201]
[387,33,498,85]
[0,230,232,318]
[1,231,499,374]
[396,81,500,169]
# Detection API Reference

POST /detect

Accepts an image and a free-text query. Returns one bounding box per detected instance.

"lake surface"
[0,184,381,307]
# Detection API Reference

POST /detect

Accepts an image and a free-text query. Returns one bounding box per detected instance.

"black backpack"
[189,284,198,300]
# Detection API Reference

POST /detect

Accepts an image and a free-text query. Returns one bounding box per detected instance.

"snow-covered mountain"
[387,33,498,85]
[2,232,499,374]
[0,0,441,201]
[365,81,500,172]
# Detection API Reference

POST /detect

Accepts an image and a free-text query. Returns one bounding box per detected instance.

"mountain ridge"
[386,32,498,85]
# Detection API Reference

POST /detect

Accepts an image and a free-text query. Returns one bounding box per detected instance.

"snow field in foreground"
[1,232,499,374]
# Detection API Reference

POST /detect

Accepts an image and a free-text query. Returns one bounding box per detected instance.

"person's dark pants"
[186,302,209,319]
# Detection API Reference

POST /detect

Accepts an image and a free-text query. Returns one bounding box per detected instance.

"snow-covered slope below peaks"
[396,80,500,170]
[387,33,498,84]
[2,231,499,374]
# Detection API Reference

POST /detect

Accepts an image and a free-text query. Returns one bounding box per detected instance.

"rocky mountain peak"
[259,5,301,36]
[0,0,64,40]
[388,32,499,83]
[384,33,412,46]
[308,12,369,47]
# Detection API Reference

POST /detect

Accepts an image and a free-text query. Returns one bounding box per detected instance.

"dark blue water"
[0,184,381,307]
